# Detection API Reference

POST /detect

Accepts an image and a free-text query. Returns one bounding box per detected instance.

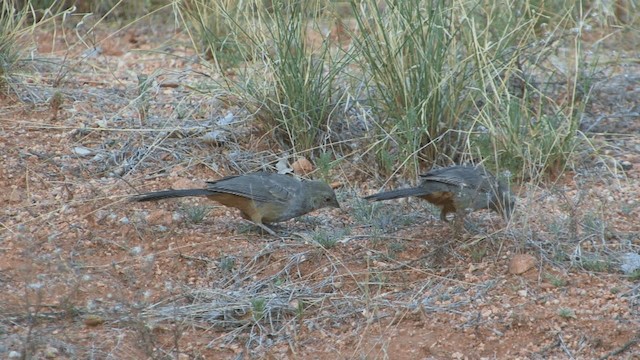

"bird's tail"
[363,187,429,201]
[131,189,213,202]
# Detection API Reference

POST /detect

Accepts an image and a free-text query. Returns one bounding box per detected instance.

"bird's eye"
[325,197,332,202]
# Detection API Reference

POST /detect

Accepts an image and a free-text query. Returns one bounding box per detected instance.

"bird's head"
[305,180,340,210]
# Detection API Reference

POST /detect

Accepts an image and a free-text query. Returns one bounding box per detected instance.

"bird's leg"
[241,212,278,236]
[440,210,449,222]
[452,209,466,240]
[252,221,278,236]
[440,204,456,222]
[239,216,278,236]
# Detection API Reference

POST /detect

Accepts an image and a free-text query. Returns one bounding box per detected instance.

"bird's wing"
[206,173,298,204]
[420,166,473,188]
[420,165,497,191]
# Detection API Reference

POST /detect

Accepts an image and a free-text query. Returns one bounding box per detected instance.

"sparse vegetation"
[182,0,349,156]
[544,273,568,287]
[182,204,211,224]
[311,228,341,249]
[316,151,337,180]
[580,258,613,273]
[352,197,421,233]
[386,241,405,259]
[0,0,29,91]
[250,297,267,322]
[470,245,488,263]
[629,270,640,282]
[217,254,236,272]
[558,307,577,319]
[349,0,472,175]
[2,0,640,358]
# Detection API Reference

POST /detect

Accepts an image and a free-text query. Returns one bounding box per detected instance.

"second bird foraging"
[364,165,514,222]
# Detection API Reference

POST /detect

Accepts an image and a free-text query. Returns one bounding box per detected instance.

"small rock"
[8,351,21,358]
[292,157,314,175]
[91,153,106,162]
[620,252,640,274]
[508,254,537,275]
[154,225,169,232]
[289,299,300,310]
[217,112,235,126]
[84,315,105,327]
[83,46,102,58]
[44,345,59,359]
[620,160,632,170]
[201,130,227,145]
[276,157,293,174]
[129,246,143,256]
[72,146,94,157]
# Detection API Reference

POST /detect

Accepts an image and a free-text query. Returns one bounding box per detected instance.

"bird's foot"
[237,221,279,237]
[254,222,278,236]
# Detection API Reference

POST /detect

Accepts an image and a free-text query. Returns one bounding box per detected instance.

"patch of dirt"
[1,19,640,360]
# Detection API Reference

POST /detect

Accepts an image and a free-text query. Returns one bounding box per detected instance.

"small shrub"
[183,205,210,224]
[352,198,418,233]
[581,258,612,273]
[628,270,640,282]
[544,273,567,287]
[350,0,472,175]
[386,242,405,259]
[557,308,576,319]
[250,297,266,322]
[316,151,337,180]
[0,1,29,91]
[179,0,251,70]
[217,255,236,273]
[470,246,487,263]
[312,228,339,249]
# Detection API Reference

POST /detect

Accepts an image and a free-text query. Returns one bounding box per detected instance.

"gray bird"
[363,165,514,222]
[132,172,340,235]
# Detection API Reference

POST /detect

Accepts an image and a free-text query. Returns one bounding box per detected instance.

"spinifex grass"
[460,0,596,179]
[0,0,30,91]
[350,0,595,179]
[182,0,349,157]
[349,0,472,176]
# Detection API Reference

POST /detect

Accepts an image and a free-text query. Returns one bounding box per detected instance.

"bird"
[363,165,514,223]
[131,172,340,235]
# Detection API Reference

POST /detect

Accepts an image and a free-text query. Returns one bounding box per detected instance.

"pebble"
[72,146,94,157]
[201,130,227,145]
[508,254,537,275]
[44,346,59,359]
[84,315,105,327]
[292,157,314,175]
